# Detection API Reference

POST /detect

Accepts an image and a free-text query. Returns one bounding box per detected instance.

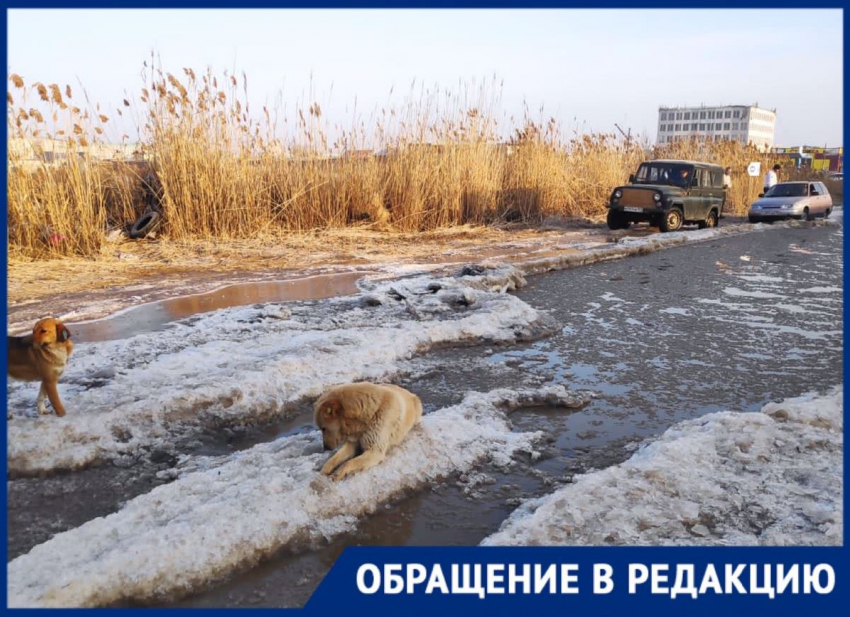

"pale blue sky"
[8,9,844,146]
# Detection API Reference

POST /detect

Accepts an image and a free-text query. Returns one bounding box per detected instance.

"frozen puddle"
[63,272,368,344]
[6,265,555,475]
[6,386,591,608]
[483,387,843,547]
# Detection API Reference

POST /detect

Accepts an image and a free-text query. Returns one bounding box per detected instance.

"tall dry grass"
[6,63,796,260]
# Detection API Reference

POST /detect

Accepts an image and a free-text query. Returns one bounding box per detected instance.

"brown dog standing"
[7,317,74,417]
[314,382,423,481]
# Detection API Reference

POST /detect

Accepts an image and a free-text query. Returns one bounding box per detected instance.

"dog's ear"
[57,324,71,342]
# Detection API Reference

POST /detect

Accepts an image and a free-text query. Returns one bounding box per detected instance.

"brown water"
[60,246,596,345]
[67,272,366,343]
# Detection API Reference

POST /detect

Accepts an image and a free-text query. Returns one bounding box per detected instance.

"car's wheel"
[801,208,812,222]
[659,208,683,233]
[607,209,629,230]
[748,215,761,224]
[698,209,718,230]
[825,208,831,218]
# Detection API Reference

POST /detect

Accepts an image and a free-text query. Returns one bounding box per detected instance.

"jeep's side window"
[691,170,701,188]
[711,171,722,187]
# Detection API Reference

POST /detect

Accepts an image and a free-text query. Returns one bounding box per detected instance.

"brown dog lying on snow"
[7,317,74,417]
[313,382,423,481]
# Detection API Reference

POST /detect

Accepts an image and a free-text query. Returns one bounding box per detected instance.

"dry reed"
[6,63,801,260]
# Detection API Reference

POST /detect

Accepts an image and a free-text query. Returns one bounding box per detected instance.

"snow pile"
[483,387,843,547]
[7,266,551,474]
[7,386,591,608]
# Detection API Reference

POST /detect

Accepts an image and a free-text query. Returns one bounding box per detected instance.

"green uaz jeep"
[606,160,727,232]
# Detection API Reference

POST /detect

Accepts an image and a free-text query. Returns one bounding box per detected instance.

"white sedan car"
[748,181,833,222]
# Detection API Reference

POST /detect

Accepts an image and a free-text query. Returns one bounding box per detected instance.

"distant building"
[656,104,776,151]
[772,146,843,172]
[8,138,146,170]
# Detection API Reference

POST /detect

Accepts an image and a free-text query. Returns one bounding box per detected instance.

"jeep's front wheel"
[698,209,718,230]
[607,210,630,230]
[659,208,683,233]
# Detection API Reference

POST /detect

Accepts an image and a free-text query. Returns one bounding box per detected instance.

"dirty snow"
[723,287,786,299]
[800,286,843,294]
[7,266,554,474]
[483,387,843,547]
[7,386,591,608]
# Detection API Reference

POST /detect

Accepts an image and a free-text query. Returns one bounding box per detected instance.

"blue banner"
[305,547,846,616]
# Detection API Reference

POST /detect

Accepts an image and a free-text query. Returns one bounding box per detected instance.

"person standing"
[764,164,780,194]
[723,166,732,190]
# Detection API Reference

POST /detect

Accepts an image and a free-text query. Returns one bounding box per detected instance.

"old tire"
[698,209,718,230]
[659,208,683,233]
[129,211,162,239]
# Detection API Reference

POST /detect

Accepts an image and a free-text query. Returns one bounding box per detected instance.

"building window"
[684,112,690,120]
[733,110,740,118]
[676,112,682,120]
[699,111,705,119]
[725,110,731,118]
[709,111,715,119]
[699,123,706,130]
[724,122,730,130]
[674,123,681,131]
[660,112,667,121]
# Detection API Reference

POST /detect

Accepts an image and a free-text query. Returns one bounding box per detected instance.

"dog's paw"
[309,476,331,493]
[330,468,351,482]
[37,404,50,416]
[320,461,337,476]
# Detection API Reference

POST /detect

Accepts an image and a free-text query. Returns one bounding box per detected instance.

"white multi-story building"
[656,104,776,151]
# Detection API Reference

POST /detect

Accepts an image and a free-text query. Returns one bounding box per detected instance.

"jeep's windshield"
[764,183,808,197]
[634,163,693,188]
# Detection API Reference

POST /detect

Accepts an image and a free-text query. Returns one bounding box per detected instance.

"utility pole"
[614,123,632,148]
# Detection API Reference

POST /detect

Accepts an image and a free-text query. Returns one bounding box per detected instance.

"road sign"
[747,162,761,177]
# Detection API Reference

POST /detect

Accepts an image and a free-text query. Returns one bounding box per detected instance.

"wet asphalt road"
[7,219,843,607]
[172,220,843,608]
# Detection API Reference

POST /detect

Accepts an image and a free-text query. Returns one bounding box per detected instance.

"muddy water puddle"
[56,245,596,344]
[65,272,366,343]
